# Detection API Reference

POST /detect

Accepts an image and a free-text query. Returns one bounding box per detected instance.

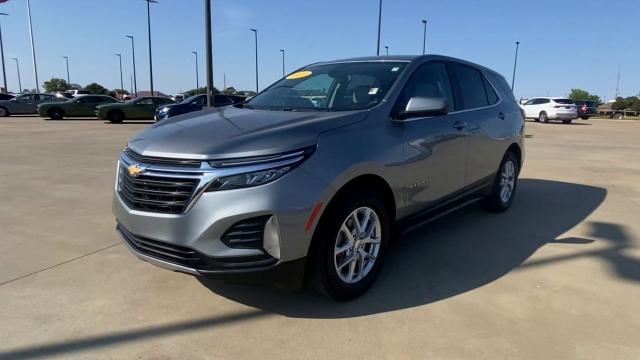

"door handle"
[452,121,468,130]
[499,112,506,120]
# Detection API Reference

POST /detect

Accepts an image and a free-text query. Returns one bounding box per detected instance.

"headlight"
[205,147,315,191]
[159,107,170,113]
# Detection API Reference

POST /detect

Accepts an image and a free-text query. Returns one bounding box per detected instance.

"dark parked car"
[0,93,60,116]
[95,96,175,123]
[0,93,15,101]
[154,94,246,121]
[573,100,596,120]
[38,95,120,120]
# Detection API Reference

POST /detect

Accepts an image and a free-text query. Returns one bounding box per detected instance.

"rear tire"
[539,111,548,123]
[308,188,390,301]
[483,151,519,213]
[48,108,64,120]
[580,116,589,120]
[562,119,572,124]
[108,110,124,124]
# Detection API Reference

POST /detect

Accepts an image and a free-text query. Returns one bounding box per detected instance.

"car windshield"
[554,98,574,104]
[245,61,408,111]
[181,95,202,104]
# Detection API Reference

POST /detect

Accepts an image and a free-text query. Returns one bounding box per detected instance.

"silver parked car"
[0,93,60,116]
[113,55,525,300]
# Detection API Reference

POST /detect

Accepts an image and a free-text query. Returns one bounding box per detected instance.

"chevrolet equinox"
[113,55,524,300]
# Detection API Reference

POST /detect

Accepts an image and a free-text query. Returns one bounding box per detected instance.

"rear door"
[13,94,38,114]
[399,61,469,212]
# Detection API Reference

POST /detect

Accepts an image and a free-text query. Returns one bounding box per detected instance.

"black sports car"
[154,94,246,121]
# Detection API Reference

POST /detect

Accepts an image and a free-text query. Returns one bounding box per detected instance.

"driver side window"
[397,62,454,113]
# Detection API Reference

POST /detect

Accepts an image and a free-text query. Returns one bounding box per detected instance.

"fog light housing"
[263,216,281,260]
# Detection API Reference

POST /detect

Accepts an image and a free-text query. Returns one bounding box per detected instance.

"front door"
[398,62,468,213]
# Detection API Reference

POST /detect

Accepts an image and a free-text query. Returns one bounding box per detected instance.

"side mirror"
[397,97,448,120]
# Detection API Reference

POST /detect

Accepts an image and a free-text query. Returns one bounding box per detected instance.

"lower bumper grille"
[117,224,276,271]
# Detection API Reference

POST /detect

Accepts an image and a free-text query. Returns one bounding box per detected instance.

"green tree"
[222,86,237,95]
[83,83,108,94]
[612,96,640,111]
[43,78,70,93]
[568,88,602,105]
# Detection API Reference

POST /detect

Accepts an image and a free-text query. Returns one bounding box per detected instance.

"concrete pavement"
[1,116,639,359]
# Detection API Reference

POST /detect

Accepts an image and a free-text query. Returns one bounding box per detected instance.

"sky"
[0,0,637,101]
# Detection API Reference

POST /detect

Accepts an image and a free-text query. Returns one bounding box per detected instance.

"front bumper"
[112,150,330,280]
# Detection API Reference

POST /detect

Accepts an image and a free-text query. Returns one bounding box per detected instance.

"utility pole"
[126,35,138,97]
[421,19,427,54]
[62,56,70,85]
[11,57,21,93]
[192,51,199,89]
[376,0,382,56]
[115,53,124,91]
[0,13,8,93]
[143,0,157,96]
[615,66,621,99]
[205,0,214,106]
[280,49,285,77]
[27,0,39,92]
[511,41,520,91]
[223,73,226,91]
[250,28,258,93]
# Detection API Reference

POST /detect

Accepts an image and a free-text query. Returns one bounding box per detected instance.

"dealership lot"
[1,117,639,359]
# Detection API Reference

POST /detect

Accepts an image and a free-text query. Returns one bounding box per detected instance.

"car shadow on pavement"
[198,178,632,318]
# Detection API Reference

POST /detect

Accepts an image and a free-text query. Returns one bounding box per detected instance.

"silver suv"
[113,55,524,300]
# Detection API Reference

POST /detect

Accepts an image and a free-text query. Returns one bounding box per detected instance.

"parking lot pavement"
[1,116,639,359]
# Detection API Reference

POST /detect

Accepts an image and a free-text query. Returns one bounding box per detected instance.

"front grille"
[117,224,276,270]
[124,148,202,168]
[118,170,199,214]
[221,216,271,250]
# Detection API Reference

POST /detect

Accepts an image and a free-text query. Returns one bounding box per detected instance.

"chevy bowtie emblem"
[127,164,146,177]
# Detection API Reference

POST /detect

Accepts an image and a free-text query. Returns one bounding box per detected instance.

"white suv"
[522,97,577,124]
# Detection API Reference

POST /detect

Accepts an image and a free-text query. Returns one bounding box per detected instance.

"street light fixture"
[511,41,520,91]
[0,13,9,93]
[279,49,285,77]
[115,53,124,92]
[385,46,388,55]
[26,0,39,92]
[192,51,199,89]
[125,35,138,97]
[250,28,258,93]
[11,57,21,93]
[62,56,70,85]
[143,0,158,96]
[421,19,427,55]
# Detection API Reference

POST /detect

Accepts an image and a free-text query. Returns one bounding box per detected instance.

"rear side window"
[449,63,489,110]
[397,62,454,112]
[483,76,499,105]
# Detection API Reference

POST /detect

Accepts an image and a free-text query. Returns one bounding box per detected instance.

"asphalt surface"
[1,116,639,359]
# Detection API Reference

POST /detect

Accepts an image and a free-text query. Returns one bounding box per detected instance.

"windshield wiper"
[235,103,254,109]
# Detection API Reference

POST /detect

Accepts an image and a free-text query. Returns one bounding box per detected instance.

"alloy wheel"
[333,207,381,284]
[499,159,516,203]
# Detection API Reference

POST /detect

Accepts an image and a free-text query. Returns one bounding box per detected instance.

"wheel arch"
[506,142,523,172]
[0,105,10,116]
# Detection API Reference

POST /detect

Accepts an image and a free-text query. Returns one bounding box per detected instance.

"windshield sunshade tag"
[286,70,313,80]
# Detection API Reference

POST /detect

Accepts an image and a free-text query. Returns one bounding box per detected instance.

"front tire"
[48,108,64,120]
[0,106,8,117]
[108,110,124,124]
[483,151,519,213]
[308,189,390,300]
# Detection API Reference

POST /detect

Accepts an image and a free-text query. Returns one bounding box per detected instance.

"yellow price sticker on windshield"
[286,70,312,80]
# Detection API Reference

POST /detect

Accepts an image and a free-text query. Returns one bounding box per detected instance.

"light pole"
[62,56,70,85]
[421,19,427,55]
[205,0,214,106]
[125,35,138,97]
[250,28,258,93]
[376,0,382,56]
[0,13,8,93]
[115,53,124,91]
[192,51,199,89]
[11,57,21,93]
[511,41,520,91]
[223,73,226,91]
[26,0,39,92]
[143,0,157,96]
[280,49,285,77]
[385,46,388,55]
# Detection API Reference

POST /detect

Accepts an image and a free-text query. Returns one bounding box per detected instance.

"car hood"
[128,106,368,159]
